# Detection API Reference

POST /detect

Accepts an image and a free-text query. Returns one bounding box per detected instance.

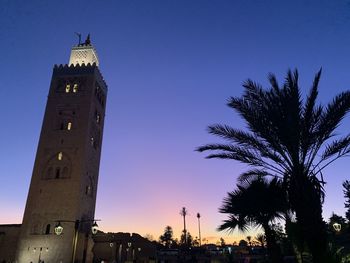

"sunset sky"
[1,0,350,244]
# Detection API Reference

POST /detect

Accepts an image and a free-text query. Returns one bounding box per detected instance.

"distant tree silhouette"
[180,230,193,247]
[198,69,350,262]
[238,239,248,247]
[159,226,174,248]
[144,233,154,241]
[329,213,347,225]
[343,180,350,223]
[220,237,226,247]
[218,177,286,263]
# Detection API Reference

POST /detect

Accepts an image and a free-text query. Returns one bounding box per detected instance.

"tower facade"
[16,37,107,263]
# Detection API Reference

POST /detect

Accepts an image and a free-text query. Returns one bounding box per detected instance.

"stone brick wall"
[0,224,21,263]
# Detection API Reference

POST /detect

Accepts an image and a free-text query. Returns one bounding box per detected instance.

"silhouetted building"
[14,36,108,263]
[93,232,157,263]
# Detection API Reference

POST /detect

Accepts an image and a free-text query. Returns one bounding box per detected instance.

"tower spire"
[69,33,99,66]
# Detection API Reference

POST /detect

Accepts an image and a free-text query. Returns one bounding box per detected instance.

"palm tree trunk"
[289,174,328,263]
[262,222,282,263]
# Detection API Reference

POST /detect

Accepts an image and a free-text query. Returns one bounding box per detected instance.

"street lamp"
[54,220,99,236]
[54,223,63,235]
[54,219,100,263]
[91,221,99,235]
[333,222,341,232]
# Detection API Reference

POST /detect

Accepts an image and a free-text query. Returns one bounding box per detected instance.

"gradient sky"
[1,0,350,244]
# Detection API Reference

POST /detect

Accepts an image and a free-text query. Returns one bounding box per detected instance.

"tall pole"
[180,207,188,245]
[37,247,42,263]
[197,213,201,247]
[71,220,80,263]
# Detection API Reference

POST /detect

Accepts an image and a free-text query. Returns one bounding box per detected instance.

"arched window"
[45,224,50,235]
[73,84,78,93]
[65,84,71,93]
[67,122,72,130]
[43,152,72,180]
[55,168,60,179]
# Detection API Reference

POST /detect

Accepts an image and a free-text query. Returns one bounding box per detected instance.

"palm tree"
[197,213,202,246]
[246,235,252,247]
[218,177,287,263]
[180,207,188,246]
[255,233,266,248]
[198,69,350,262]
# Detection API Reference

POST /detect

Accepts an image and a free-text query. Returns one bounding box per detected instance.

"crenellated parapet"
[53,63,107,90]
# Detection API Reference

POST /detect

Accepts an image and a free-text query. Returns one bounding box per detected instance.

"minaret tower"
[16,36,107,263]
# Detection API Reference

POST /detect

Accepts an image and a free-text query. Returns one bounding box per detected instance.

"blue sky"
[1,0,350,242]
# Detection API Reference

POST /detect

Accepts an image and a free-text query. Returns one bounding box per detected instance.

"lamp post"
[54,219,100,263]
[136,247,141,262]
[109,235,122,263]
[127,242,133,261]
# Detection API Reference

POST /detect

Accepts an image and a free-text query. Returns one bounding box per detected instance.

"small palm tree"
[255,233,266,248]
[246,235,252,247]
[218,177,287,263]
[198,69,350,262]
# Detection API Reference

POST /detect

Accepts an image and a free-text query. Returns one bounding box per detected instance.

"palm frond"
[321,134,350,161]
[268,73,280,94]
[228,96,294,167]
[219,177,288,237]
[316,91,350,142]
[237,169,270,185]
[196,143,240,153]
[207,124,291,170]
[301,69,321,162]
[198,143,285,175]
[218,216,253,233]
[207,124,265,147]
